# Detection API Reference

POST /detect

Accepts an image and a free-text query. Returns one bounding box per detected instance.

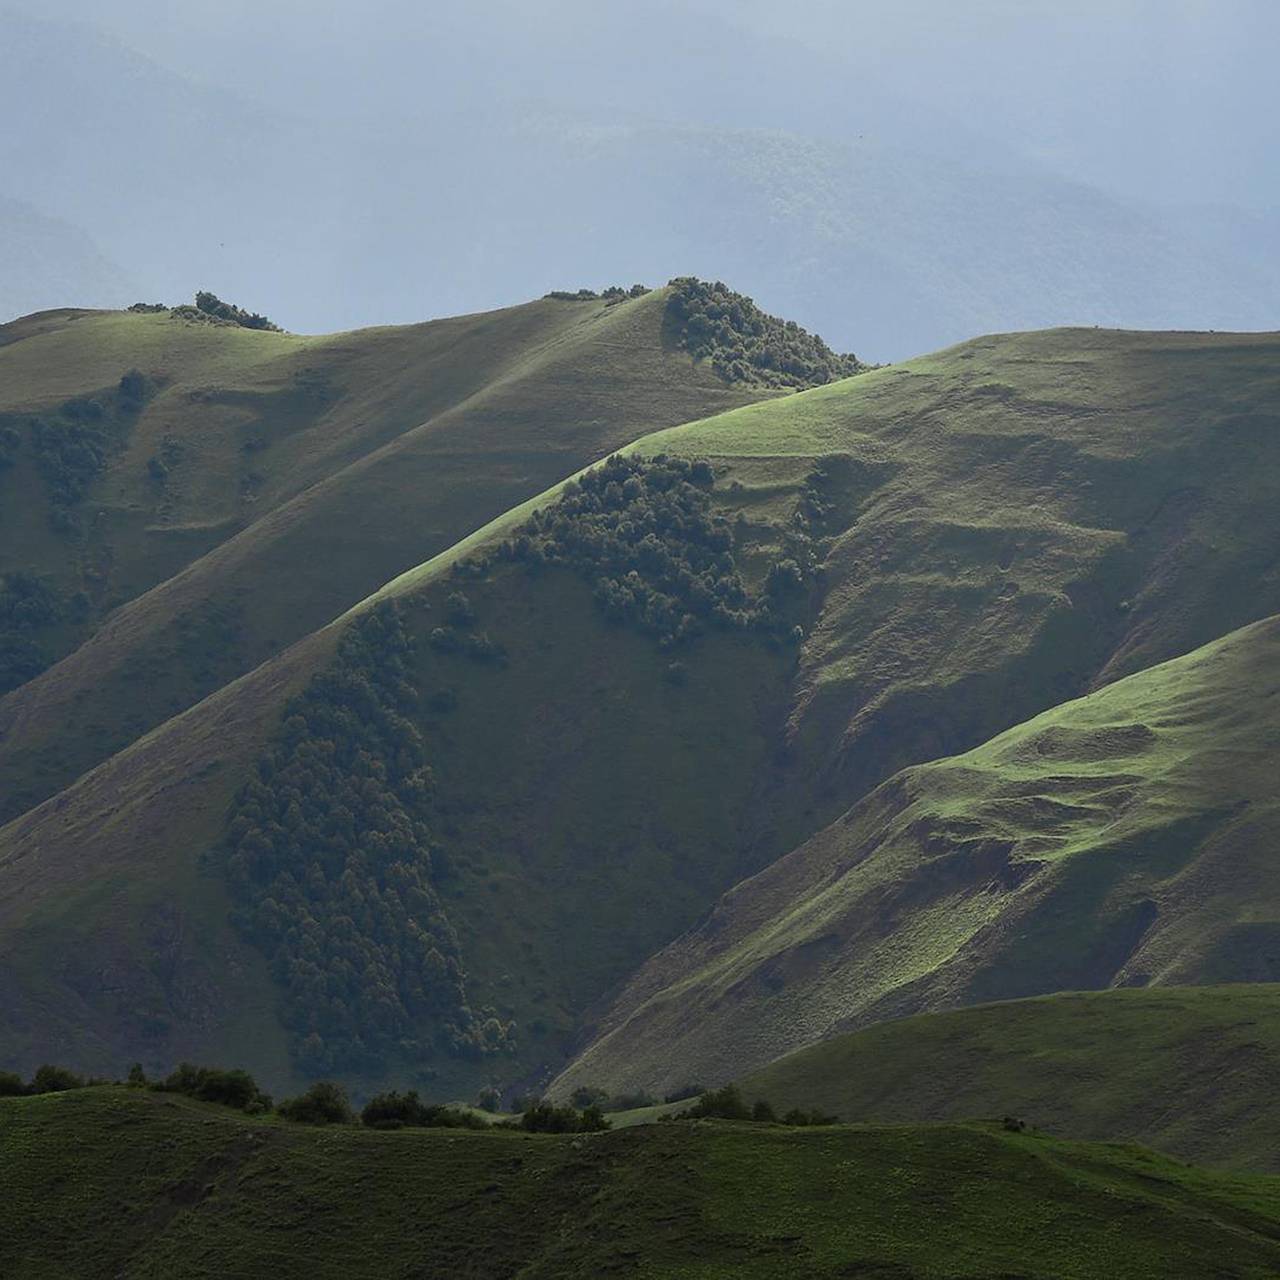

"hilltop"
[5,1086,1280,1279]
[2,318,1280,1102]
[551,613,1280,1099]
[0,285,769,821]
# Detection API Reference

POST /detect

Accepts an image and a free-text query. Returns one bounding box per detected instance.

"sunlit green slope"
[552,613,1280,1099]
[3,325,1278,1101]
[0,290,765,820]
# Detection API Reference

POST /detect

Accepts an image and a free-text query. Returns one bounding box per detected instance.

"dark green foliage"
[127,1064,147,1087]
[360,1090,487,1130]
[570,1085,609,1109]
[512,1100,610,1133]
[223,602,512,1073]
[570,1085,656,1112]
[127,301,168,313]
[0,571,67,693]
[28,1065,85,1094]
[0,1072,26,1096]
[684,1084,751,1120]
[193,290,281,332]
[667,277,865,390]
[0,422,20,469]
[477,1086,501,1113]
[155,1063,272,1113]
[277,1081,353,1125]
[9,373,152,533]
[675,1084,838,1126]
[501,453,807,649]
[547,284,648,303]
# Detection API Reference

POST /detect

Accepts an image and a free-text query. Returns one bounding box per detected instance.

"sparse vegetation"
[673,1083,837,1126]
[667,276,865,389]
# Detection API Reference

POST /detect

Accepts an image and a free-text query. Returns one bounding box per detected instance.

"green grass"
[738,985,1280,1171]
[7,1086,1280,1278]
[552,614,1280,1100]
[4,321,1280,1104]
[0,289,767,821]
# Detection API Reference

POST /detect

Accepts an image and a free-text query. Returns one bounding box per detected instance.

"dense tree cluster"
[360,1089,487,1129]
[150,1062,274,1113]
[0,1064,96,1096]
[126,301,169,314]
[498,453,812,649]
[503,1100,610,1133]
[673,1084,838,1126]
[192,290,281,331]
[667,277,865,390]
[546,284,649,302]
[2,370,152,534]
[222,602,512,1075]
[0,571,70,696]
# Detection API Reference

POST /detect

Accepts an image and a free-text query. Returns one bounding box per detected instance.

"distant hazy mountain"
[0,196,142,321]
[2,8,1276,359]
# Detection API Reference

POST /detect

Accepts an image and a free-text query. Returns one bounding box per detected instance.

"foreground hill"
[0,288,766,820]
[6,1088,1280,1279]
[738,986,1280,1172]
[2,324,1278,1100]
[552,613,1280,1099]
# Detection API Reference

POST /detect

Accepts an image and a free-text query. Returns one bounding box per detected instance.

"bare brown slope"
[0,291,764,820]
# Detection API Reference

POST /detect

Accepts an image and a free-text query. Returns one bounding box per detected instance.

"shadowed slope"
[6,1087,1280,1279]
[3,325,1279,1098]
[0,290,765,820]
[553,615,1280,1098]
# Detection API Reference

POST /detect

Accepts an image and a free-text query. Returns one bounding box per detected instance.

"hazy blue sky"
[3,1,1276,355]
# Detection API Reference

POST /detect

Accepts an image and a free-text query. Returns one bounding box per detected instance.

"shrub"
[0,1071,26,1097]
[277,1080,353,1125]
[683,1084,750,1121]
[515,1101,610,1133]
[194,290,281,332]
[29,1065,85,1094]
[156,1063,270,1111]
[477,1086,501,1113]
[752,1099,777,1122]
[360,1089,487,1130]
[127,302,168,313]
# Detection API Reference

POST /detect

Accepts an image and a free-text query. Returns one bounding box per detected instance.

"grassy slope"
[0,291,764,821]
[7,1089,1280,1279]
[4,325,1280,1099]
[551,613,1280,1100]
[739,985,1280,1172]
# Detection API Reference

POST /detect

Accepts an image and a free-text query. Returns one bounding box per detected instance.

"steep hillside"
[552,614,1280,1099]
[6,1088,1280,1279]
[0,288,767,820]
[3,325,1278,1101]
[738,986,1280,1172]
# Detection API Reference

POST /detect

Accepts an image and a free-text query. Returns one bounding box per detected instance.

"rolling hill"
[737,985,1280,1172]
[6,1086,1280,1279]
[551,613,1280,1100]
[0,287,768,821]
[2,314,1279,1104]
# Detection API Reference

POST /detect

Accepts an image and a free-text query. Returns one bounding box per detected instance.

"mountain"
[6,1086,1280,1279]
[2,308,1279,1102]
[738,986,1280,1172]
[0,289,765,821]
[3,8,1278,359]
[0,197,144,321]
[551,613,1280,1100]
